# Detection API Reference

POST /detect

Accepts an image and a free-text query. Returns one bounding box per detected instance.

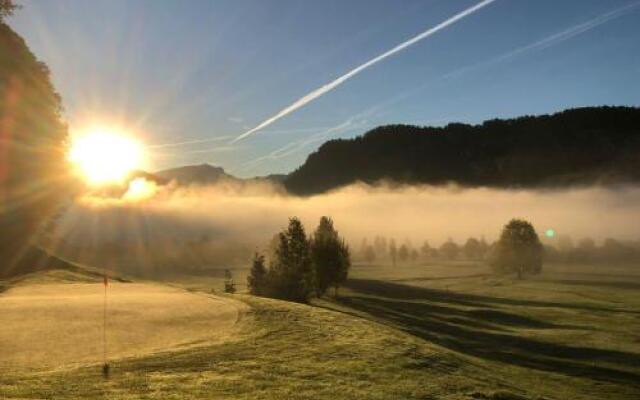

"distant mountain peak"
[156,163,235,185]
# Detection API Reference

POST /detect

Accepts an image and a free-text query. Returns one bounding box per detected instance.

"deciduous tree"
[491,219,543,279]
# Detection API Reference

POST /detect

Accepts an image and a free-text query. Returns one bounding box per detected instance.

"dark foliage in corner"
[1,5,70,277]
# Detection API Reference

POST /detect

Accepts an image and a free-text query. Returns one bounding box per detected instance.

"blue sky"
[8,0,640,177]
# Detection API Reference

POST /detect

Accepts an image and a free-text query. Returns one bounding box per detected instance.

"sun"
[69,128,144,185]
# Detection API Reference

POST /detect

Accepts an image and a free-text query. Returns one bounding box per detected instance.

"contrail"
[231,0,498,143]
[148,126,334,149]
[441,0,640,81]
[238,1,640,172]
[148,135,234,149]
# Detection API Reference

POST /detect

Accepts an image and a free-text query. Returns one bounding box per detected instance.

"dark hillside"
[285,106,640,194]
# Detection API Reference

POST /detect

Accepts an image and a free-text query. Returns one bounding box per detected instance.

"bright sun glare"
[69,128,144,185]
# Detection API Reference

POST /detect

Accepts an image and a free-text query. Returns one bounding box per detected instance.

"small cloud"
[228,116,244,123]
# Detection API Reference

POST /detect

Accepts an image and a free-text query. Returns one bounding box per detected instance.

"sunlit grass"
[2,263,639,399]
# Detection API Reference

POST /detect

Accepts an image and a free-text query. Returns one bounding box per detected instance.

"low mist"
[51,180,640,273]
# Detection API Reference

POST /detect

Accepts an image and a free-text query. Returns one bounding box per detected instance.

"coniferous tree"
[310,216,350,297]
[374,236,387,256]
[398,244,409,263]
[269,218,313,302]
[223,269,236,293]
[420,241,432,259]
[389,239,398,266]
[440,239,459,260]
[463,237,482,259]
[247,252,267,296]
[410,249,419,262]
[363,245,376,263]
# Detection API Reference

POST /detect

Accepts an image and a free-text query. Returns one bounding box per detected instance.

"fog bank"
[57,181,640,250]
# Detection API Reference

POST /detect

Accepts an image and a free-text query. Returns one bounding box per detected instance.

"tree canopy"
[267,218,314,302]
[491,219,543,279]
[310,216,350,296]
[285,106,640,195]
[1,7,70,277]
[0,1,20,21]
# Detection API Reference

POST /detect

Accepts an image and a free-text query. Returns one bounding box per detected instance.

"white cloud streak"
[148,135,235,149]
[231,0,498,143]
[238,1,640,173]
[440,0,640,81]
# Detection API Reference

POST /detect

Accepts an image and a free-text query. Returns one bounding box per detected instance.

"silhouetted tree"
[359,238,368,259]
[1,6,70,277]
[363,245,376,263]
[601,238,636,262]
[577,237,596,252]
[266,233,280,264]
[463,237,482,259]
[398,244,409,263]
[310,216,350,297]
[374,236,387,256]
[247,252,267,296]
[439,240,459,260]
[491,219,543,279]
[223,269,236,293]
[389,239,398,267]
[269,218,314,302]
[478,238,489,259]
[557,235,574,254]
[570,237,597,263]
[420,241,432,259]
[0,0,20,21]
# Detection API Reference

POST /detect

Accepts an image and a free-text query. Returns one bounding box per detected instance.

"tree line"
[357,236,491,265]
[248,216,350,302]
[285,106,640,195]
[357,232,640,267]
[543,236,640,265]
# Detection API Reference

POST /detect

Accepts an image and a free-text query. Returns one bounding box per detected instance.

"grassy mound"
[0,247,130,292]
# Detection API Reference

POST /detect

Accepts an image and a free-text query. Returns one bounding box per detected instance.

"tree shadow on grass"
[345,279,640,315]
[337,279,640,386]
[551,279,640,291]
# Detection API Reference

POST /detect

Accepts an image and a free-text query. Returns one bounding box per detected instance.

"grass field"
[1,261,639,399]
[318,261,640,399]
[0,270,243,372]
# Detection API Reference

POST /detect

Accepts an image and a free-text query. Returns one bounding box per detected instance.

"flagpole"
[102,270,109,378]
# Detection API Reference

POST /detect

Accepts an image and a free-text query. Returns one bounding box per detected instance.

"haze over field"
[59,181,640,249]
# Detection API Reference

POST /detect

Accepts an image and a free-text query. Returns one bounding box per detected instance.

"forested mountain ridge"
[284,106,640,195]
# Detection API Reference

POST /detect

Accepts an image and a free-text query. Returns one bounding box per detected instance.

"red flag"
[103,274,108,287]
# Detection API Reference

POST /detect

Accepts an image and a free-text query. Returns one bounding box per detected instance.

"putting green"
[0,282,242,370]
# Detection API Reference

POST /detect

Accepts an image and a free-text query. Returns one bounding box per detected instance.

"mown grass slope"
[2,287,541,399]
[3,262,638,399]
[0,282,241,370]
